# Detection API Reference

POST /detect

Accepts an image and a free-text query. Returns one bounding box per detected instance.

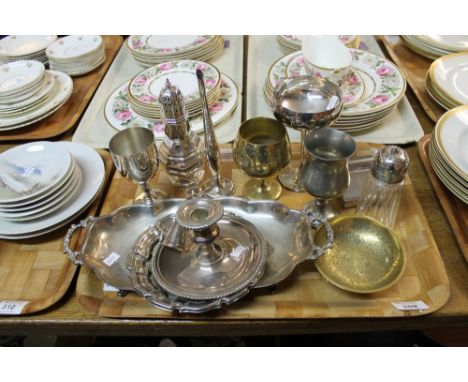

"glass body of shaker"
[355,174,404,229]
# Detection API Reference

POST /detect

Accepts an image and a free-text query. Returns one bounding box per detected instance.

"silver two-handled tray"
[64,196,332,312]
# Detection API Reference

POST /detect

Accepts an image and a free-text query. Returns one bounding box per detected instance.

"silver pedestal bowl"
[270,76,343,192]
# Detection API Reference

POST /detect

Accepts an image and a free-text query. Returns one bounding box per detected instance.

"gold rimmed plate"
[433,105,468,182]
[314,216,406,294]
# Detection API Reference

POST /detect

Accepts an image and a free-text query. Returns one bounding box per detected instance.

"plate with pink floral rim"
[105,74,239,139]
[342,49,406,116]
[268,49,405,117]
[285,53,365,108]
[127,35,216,55]
[128,60,221,108]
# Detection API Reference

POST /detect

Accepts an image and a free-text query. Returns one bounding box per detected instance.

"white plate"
[0,166,82,221]
[0,80,49,106]
[0,70,73,130]
[50,54,106,76]
[0,201,90,240]
[46,35,102,60]
[0,141,72,203]
[0,72,55,112]
[0,158,76,209]
[0,160,77,211]
[425,77,453,111]
[105,73,239,138]
[0,35,57,57]
[0,142,105,237]
[418,35,468,52]
[430,52,468,106]
[0,60,45,96]
[278,35,358,48]
[49,50,105,68]
[429,139,468,202]
[434,106,468,180]
[430,138,467,189]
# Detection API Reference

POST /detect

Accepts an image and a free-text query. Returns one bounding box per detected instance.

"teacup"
[302,35,352,87]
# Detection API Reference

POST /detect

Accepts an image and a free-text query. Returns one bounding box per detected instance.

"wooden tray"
[76,143,450,319]
[418,134,468,262]
[0,151,114,315]
[380,35,445,123]
[0,35,123,142]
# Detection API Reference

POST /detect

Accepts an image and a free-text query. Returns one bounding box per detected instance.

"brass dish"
[314,216,405,294]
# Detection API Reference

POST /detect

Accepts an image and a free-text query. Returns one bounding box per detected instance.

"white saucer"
[0,166,82,221]
[0,70,73,130]
[0,142,105,238]
[0,141,72,203]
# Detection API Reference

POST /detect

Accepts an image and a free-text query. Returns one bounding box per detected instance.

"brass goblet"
[109,127,167,205]
[233,117,291,200]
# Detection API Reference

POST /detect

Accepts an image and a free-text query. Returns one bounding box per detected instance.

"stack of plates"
[104,73,239,139]
[127,35,224,67]
[402,35,468,60]
[0,61,73,131]
[277,35,360,54]
[428,106,468,203]
[264,49,406,133]
[46,35,106,76]
[0,141,105,239]
[426,52,468,110]
[0,35,57,64]
[127,59,221,120]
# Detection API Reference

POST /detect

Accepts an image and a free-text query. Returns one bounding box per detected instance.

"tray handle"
[63,216,96,265]
[305,211,334,260]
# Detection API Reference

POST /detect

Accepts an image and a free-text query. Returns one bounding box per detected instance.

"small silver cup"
[109,127,167,205]
[302,127,356,220]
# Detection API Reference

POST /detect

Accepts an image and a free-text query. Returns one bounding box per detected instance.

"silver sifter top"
[158,79,190,140]
[371,145,409,184]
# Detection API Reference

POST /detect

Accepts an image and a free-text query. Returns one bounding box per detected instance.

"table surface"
[0,36,467,337]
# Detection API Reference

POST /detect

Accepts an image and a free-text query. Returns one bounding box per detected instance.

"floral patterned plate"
[128,60,221,108]
[344,49,406,115]
[284,53,365,108]
[127,36,216,56]
[105,74,238,139]
[268,49,405,117]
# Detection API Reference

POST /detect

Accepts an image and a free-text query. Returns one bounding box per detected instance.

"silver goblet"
[302,127,356,220]
[271,76,343,192]
[109,127,167,205]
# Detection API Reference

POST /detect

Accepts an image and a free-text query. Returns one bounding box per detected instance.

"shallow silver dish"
[152,213,267,300]
[130,224,253,314]
[64,197,331,293]
[63,201,181,290]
